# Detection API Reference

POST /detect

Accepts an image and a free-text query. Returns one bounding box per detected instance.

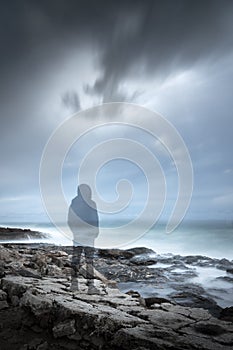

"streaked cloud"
[0,0,233,222]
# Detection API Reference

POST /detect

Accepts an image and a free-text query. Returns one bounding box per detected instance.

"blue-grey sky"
[0,0,233,224]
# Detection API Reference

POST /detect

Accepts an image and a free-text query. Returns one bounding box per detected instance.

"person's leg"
[85,246,94,284]
[70,245,82,290]
[85,246,100,294]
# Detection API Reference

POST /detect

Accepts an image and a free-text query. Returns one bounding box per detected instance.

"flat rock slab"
[1,275,233,349]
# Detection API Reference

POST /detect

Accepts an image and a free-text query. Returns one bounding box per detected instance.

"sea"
[1,219,233,307]
[1,219,233,260]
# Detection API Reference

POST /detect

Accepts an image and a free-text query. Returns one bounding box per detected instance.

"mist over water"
[127,220,233,260]
[1,220,232,260]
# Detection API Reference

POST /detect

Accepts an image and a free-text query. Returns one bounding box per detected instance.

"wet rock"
[182,255,210,265]
[219,258,232,267]
[98,247,155,261]
[216,260,233,273]
[216,275,233,283]
[130,255,157,266]
[126,247,155,256]
[169,288,222,318]
[98,248,135,259]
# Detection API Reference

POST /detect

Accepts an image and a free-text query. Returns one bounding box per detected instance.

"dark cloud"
[1,1,233,104]
[0,0,233,221]
[61,90,81,112]
[82,0,233,102]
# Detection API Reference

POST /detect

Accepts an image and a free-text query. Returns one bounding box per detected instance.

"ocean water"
[128,220,233,260]
[1,220,233,260]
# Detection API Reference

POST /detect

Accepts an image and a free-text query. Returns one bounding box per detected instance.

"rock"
[49,250,68,257]
[31,325,43,333]
[194,322,225,336]
[1,243,233,349]
[226,268,233,274]
[98,248,135,259]
[46,264,63,277]
[2,276,28,298]
[0,300,9,310]
[125,290,141,298]
[37,342,48,350]
[67,331,82,340]
[17,268,41,279]
[219,258,232,266]
[168,288,222,318]
[0,266,5,278]
[0,227,47,240]
[130,255,157,265]
[3,274,232,350]
[216,275,233,283]
[126,247,155,256]
[0,289,7,300]
[112,324,177,349]
[31,252,50,274]
[219,306,233,322]
[0,245,20,262]
[139,296,172,308]
[52,319,76,338]
[19,345,28,350]
[11,295,20,306]
[26,338,44,349]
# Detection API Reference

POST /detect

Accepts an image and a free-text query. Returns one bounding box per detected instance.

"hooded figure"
[68,184,99,247]
[67,184,99,294]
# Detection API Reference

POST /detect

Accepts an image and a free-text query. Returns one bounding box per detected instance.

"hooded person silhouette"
[68,184,99,294]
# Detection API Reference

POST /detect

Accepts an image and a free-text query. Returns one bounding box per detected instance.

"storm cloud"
[0,0,233,222]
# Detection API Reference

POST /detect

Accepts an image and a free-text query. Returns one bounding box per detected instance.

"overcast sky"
[0,0,233,225]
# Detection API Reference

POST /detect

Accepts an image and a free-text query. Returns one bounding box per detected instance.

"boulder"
[52,319,76,338]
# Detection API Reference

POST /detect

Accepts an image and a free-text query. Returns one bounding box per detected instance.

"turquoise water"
[1,220,233,260]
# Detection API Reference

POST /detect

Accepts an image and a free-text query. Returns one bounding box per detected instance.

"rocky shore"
[0,227,48,241]
[0,243,233,349]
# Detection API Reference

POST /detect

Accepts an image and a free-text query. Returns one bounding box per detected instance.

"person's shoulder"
[90,200,97,208]
[71,196,79,205]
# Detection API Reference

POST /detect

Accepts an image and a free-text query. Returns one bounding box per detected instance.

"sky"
[0,0,233,226]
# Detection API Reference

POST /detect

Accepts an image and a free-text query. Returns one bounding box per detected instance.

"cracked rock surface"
[0,243,233,349]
